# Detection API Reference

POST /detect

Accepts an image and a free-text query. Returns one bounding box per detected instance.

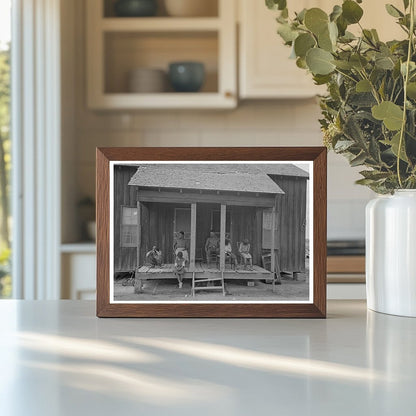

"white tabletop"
[0,300,415,416]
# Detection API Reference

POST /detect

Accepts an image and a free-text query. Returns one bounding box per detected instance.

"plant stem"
[397,0,415,188]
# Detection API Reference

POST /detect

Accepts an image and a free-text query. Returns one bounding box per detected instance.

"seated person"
[239,239,253,270]
[174,251,186,289]
[225,238,237,268]
[146,246,162,267]
[205,231,219,264]
[173,231,189,263]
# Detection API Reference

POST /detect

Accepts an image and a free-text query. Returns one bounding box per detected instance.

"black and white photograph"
[110,161,312,303]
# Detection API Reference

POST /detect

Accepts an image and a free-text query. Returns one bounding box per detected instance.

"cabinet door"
[239,0,404,99]
[239,0,326,99]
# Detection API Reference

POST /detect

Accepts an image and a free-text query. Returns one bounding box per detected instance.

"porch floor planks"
[136,262,272,280]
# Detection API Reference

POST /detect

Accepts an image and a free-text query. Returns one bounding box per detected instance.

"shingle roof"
[128,164,285,194]
[259,164,310,178]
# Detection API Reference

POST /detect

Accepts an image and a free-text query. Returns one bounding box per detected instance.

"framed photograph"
[96,147,327,318]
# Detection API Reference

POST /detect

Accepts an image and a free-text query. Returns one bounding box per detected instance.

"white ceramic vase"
[366,190,416,317]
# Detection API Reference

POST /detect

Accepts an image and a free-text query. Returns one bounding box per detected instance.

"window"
[121,206,138,247]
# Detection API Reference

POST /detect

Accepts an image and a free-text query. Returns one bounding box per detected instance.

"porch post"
[137,201,141,268]
[271,204,276,275]
[190,203,197,271]
[220,204,226,271]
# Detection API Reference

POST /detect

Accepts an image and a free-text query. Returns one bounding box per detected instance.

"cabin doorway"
[173,207,191,239]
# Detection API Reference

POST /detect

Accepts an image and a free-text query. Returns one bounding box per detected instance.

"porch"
[136,262,273,279]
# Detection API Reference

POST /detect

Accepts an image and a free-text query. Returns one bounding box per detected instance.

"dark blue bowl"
[114,0,157,17]
[168,62,205,93]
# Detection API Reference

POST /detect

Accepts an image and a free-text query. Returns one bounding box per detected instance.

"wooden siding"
[270,175,307,272]
[113,165,139,272]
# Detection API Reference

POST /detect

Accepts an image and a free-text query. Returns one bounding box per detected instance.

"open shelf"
[103,0,219,18]
[101,17,221,32]
[104,31,218,94]
[87,0,236,109]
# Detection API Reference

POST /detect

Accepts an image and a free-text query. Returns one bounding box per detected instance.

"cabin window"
[262,209,278,249]
[121,206,138,247]
[211,210,231,234]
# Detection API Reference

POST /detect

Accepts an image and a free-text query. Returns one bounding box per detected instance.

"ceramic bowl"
[168,62,205,92]
[114,0,158,17]
[128,68,167,93]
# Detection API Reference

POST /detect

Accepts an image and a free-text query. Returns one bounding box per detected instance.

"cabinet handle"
[225,91,234,99]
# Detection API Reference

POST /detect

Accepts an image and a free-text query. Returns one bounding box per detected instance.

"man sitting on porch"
[174,231,189,263]
[205,231,219,265]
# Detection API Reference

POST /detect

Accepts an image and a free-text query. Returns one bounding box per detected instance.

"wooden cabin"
[113,163,309,280]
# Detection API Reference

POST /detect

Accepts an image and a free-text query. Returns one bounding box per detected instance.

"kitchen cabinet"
[86,0,237,109]
[61,244,96,300]
[239,0,325,99]
[238,0,404,99]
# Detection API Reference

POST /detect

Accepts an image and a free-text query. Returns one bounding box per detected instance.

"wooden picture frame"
[96,147,327,318]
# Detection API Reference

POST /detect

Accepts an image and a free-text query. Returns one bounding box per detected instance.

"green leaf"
[266,0,287,11]
[304,8,329,35]
[313,74,332,85]
[339,31,356,43]
[330,5,342,22]
[360,170,391,181]
[306,48,335,75]
[318,27,334,52]
[385,4,404,18]
[350,54,368,70]
[336,15,348,36]
[403,0,410,10]
[294,33,316,58]
[334,140,355,152]
[356,79,372,92]
[328,21,338,44]
[333,60,353,70]
[296,8,307,23]
[342,0,364,24]
[372,101,404,131]
[382,132,408,162]
[371,29,380,42]
[296,57,308,69]
[375,55,395,70]
[277,23,298,43]
[407,82,416,99]
[350,152,367,167]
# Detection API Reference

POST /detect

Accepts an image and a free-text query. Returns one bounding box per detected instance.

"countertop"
[0,300,415,415]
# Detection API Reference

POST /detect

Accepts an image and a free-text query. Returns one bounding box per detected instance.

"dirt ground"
[113,273,310,302]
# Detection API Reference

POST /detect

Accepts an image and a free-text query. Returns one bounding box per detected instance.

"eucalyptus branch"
[397,0,415,188]
[334,68,358,84]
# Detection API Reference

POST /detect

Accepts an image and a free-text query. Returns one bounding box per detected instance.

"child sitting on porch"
[174,251,186,289]
[225,239,237,269]
[174,231,189,263]
[239,239,253,270]
[145,246,162,267]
